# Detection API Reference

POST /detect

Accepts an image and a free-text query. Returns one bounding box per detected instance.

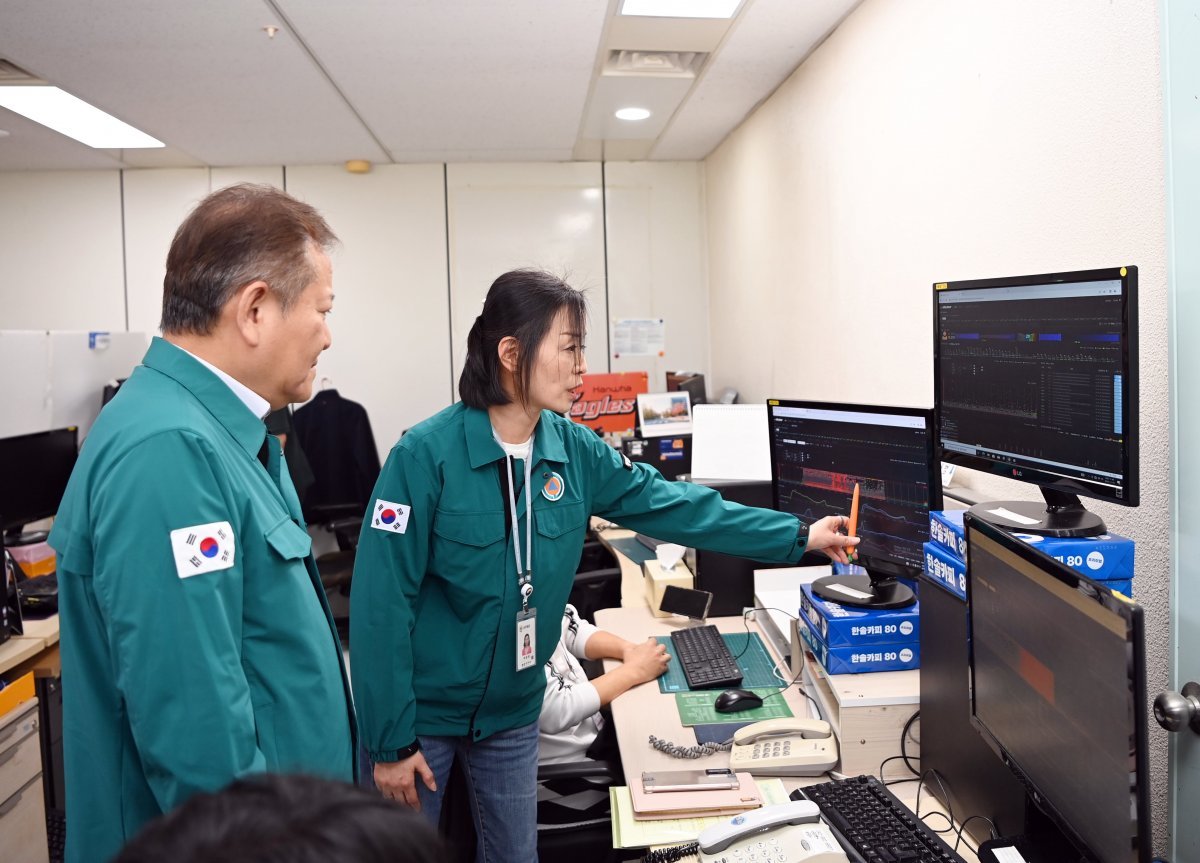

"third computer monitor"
[934,266,1138,536]
[767,399,940,609]
[965,513,1151,863]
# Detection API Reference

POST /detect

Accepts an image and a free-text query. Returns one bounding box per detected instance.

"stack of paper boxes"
[797,580,921,675]
[923,509,1135,600]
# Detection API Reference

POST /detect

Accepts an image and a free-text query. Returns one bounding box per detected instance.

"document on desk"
[610,778,789,848]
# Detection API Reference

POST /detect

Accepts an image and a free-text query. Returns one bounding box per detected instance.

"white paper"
[655,543,686,571]
[993,848,1029,863]
[690,403,771,481]
[612,318,665,357]
[987,506,1041,525]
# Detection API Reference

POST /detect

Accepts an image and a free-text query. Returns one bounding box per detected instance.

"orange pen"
[847,482,860,560]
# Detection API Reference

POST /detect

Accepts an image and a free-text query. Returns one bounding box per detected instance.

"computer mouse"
[714,688,764,713]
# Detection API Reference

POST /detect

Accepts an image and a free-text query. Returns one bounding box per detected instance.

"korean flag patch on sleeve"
[372,499,412,534]
[170,521,236,579]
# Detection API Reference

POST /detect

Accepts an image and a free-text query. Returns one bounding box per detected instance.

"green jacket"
[48,338,354,863]
[351,403,807,761]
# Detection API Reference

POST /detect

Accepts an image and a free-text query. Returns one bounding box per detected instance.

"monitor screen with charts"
[934,266,1138,536]
[767,400,940,610]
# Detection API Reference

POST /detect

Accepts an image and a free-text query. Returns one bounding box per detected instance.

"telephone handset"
[727,717,838,776]
[697,801,849,863]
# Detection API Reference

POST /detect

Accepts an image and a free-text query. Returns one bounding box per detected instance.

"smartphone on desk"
[727,717,839,776]
[697,801,849,863]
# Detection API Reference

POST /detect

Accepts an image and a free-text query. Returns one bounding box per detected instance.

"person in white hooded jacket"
[538,604,671,764]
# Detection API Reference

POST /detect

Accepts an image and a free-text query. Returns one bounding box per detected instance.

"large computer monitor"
[965,514,1151,863]
[934,266,1139,537]
[767,400,940,610]
[0,427,79,542]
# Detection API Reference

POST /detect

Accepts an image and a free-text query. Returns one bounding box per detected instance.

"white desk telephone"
[727,717,838,776]
[697,800,849,863]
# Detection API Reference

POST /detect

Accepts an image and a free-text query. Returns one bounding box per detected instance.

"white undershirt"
[179,347,271,420]
[494,433,533,463]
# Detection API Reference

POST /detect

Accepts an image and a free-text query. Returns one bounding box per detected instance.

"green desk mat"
[674,688,793,726]
[656,631,781,693]
[606,536,657,565]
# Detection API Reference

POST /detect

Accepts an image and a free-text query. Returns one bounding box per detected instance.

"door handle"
[1154,681,1200,735]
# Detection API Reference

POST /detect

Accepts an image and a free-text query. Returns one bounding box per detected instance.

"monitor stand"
[811,570,916,610]
[967,488,1106,538]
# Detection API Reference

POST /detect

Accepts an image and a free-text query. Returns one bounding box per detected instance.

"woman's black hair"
[458,269,588,409]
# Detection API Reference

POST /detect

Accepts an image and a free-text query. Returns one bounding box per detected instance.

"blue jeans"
[416,721,540,863]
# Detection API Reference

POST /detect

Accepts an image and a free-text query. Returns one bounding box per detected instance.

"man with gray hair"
[49,184,355,863]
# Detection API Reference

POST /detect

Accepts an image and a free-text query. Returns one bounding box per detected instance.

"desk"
[591,522,658,610]
[594,603,979,862]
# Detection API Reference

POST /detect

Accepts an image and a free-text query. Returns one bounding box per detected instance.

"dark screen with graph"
[935,268,1138,506]
[767,401,939,576]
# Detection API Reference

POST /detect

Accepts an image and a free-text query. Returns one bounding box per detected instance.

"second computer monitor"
[766,400,941,609]
[0,427,79,540]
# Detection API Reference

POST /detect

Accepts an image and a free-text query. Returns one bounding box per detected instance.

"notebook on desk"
[628,771,762,820]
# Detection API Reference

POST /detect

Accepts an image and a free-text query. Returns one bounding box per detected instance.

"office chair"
[568,536,622,625]
[536,755,625,863]
[308,503,362,642]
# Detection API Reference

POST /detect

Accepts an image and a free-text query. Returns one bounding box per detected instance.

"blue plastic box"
[928,509,968,561]
[799,582,919,649]
[798,617,920,674]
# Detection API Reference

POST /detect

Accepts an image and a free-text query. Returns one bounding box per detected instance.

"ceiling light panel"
[621,0,743,19]
[0,86,163,148]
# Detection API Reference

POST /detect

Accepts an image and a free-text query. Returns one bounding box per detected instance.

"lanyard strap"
[504,454,534,602]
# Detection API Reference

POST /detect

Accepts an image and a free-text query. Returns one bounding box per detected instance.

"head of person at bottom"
[458,269,589,425]
[112,773,445,863]
[161,182,338,411]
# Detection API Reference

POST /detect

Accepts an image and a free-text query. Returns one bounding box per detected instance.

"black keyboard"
[47,808,65,862]
[795,774,967,863]
[669,624,743,690]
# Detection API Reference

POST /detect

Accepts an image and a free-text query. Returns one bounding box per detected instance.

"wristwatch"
[393,739,421,761]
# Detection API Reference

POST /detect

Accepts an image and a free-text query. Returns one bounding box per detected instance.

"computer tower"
[622,434,692,480]
[687,479,787,617]
[918,574,1024,845]
[37,674,65,820]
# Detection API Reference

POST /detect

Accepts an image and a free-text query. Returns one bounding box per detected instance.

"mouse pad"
[673,687,793,726]
[656,632,781,693]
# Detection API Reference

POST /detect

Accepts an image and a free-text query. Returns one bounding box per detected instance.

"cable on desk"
[648,734,732,758]
[879,710,921,785]
[952,814,998,852]
[643,842,698,863]
[740,607,822,716]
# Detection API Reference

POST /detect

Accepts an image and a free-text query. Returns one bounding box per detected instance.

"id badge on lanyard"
[506,454,538,672]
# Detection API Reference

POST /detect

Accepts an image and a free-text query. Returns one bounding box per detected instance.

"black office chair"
[308,502,363,643]
[537,756,626,863]
[568,536,622,625]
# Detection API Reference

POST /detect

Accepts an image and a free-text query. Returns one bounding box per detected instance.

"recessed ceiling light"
[615,107,652,121]
[620,0,742,19]
[0,86,163,148]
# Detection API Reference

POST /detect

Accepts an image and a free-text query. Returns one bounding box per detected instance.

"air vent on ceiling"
[603,50,705,78]
[0,60,45,84]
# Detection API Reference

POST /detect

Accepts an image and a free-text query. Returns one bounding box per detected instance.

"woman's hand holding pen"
[806,515,860,564]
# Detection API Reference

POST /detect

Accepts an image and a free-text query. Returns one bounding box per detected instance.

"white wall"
[446,162,609,382]
[286,165,451,462]
[0,162,710,458]
[0,171,125,331]
[606,161,709,392]
[704,0,1169,848]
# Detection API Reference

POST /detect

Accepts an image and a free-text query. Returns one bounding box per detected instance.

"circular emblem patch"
[542,472,565,501]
